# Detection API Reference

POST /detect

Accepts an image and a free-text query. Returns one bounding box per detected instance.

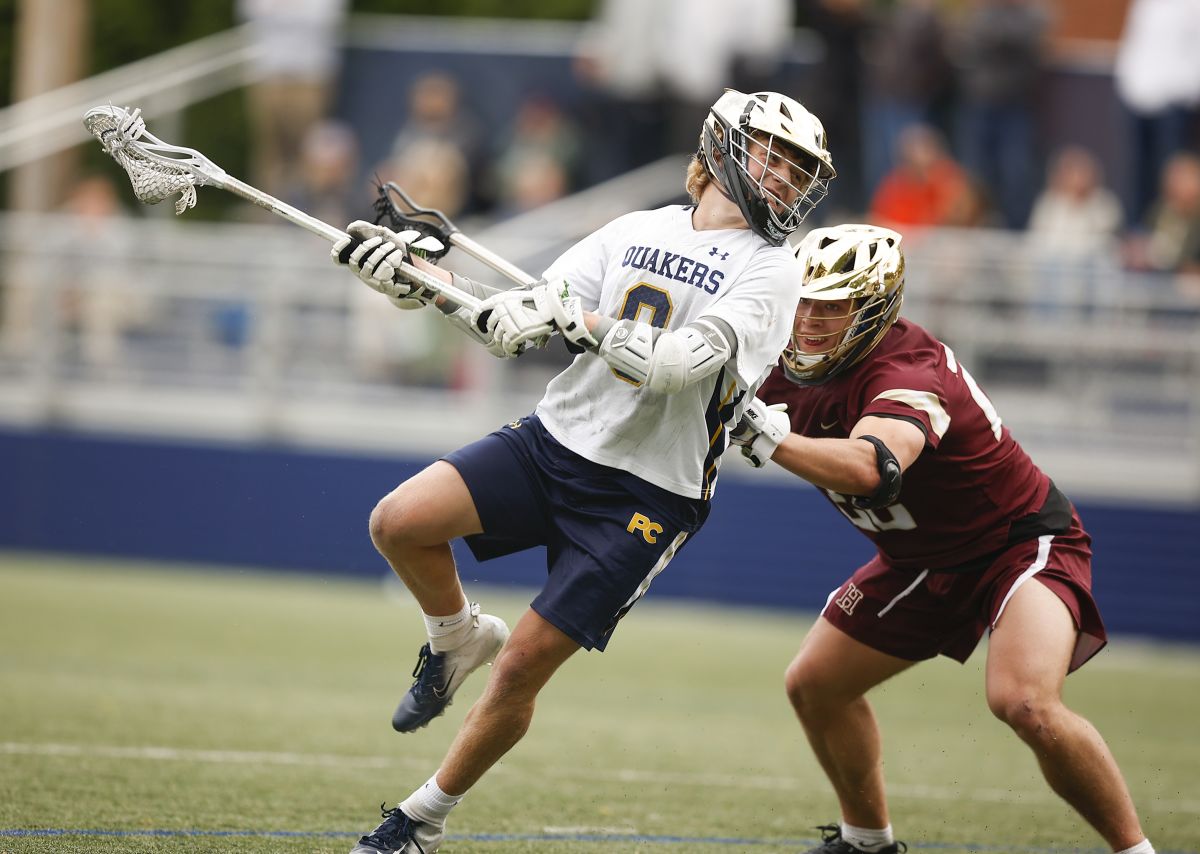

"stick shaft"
[216,174,482,312]
[446,232,538,287]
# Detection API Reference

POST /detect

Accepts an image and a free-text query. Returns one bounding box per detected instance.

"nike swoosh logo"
[431,669,457,699]
[820,419,838,430]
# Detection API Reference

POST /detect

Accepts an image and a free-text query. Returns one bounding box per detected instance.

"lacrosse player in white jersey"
[330,89,835,854]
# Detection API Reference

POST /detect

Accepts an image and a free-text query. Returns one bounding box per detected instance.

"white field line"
[4,741,1198,816]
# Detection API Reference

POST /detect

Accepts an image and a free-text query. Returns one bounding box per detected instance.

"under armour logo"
[709,247,729,260]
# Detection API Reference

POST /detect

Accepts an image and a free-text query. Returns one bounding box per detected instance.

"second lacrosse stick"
[82,104,483,313]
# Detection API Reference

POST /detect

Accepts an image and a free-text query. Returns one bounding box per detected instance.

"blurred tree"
[89,0,234,75]
[351,0,590,18]
[0,0,13,105]
[87,1,242,218]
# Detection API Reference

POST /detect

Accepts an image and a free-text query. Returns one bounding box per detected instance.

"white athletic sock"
[424,601,475,653]
[1115,841,1155,854]
[399,773,463,825]
[841,822,895,853]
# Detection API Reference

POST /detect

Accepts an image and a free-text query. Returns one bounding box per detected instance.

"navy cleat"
[391,606,509,733]
[350,803,443,854]
[800,824,907,854]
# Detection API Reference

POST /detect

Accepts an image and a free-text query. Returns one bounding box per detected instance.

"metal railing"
[1,208,1197,504]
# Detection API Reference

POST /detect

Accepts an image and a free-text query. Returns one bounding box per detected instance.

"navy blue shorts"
[442,415,709,651]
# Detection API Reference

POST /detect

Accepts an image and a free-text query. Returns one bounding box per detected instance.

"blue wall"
[1,427,1196,642]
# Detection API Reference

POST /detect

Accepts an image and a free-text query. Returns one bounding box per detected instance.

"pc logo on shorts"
[627,512,664,544]
[835,583,864,615]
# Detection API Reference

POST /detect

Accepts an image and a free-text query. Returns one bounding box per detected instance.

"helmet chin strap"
[790,351,826,369]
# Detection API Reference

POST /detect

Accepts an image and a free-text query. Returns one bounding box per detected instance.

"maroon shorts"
[821,511,1107,672]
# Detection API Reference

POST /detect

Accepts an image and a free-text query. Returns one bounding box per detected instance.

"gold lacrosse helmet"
[782,224,905,385]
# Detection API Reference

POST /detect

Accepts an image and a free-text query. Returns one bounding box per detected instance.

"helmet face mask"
[782,224,905,385]
[702,90,835,246]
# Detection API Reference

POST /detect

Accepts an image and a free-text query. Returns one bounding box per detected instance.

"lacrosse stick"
[373,182,538,287]
[82,105,482,313]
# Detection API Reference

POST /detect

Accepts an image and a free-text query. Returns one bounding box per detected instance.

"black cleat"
[349,803,443,854]
[391,608,508,733]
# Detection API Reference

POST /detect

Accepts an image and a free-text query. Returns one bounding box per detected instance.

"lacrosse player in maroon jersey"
[328,89,836,854]
[732,224,1155,854]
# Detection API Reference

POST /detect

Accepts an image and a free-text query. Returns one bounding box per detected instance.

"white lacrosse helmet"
[782,224,905,385]
[701,89,836,246]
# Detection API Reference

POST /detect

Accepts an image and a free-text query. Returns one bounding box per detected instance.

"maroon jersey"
[759,318,1056,570]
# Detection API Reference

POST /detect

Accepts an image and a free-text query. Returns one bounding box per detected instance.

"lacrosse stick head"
[371,180,454,261]
[83,105,220,215]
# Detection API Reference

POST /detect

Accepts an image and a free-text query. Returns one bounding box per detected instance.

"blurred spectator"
[388,72,488,213]
[868,124,978,229]
[237,0,348,203]
[860,0,953,202]
[1114,0,1200,224]
[798,0,871,218]
[290,119,360,226]
[61,176,148,372]
[574,0,793,181]
[377,138,470,223]
[493,152,570,218]
[1125,151,1200,275]
[491,95,583,216]
[358,106,473,387]
[1027,146,1123,257]
[952,0,1049,229]
[1026,147,1123,312]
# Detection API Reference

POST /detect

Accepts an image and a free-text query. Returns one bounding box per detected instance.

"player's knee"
[784,657,828,718]
[479,648,542,725]
[368,492,420,554]
[987,686,1063,744]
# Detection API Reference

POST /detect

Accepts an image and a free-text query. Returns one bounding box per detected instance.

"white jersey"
[534,205,803,500]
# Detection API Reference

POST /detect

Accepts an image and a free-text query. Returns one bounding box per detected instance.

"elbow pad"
[597,319,731,394]
[850,435,903,510]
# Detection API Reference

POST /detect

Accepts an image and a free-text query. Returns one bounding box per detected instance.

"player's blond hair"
[685,152,711,203]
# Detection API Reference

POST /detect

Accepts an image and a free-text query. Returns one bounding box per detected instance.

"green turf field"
[1,553,1197,854]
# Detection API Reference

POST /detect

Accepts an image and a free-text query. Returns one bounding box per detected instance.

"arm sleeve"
[435,272,509,310]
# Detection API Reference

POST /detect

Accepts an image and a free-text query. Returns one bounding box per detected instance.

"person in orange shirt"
[868,124,977,229]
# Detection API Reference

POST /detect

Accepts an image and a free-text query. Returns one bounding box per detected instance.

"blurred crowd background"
[0,0,1197,496]
[3,1,1199,256]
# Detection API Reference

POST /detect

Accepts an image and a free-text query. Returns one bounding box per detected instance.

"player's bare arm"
[769,414,925,498]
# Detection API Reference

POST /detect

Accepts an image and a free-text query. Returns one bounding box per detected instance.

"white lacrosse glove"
[478,288,554,356]
[478,281,596,357]
[537,281,597,351]
[482,283,595,357]
[729,399,790,468]
[331,221,445,309]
